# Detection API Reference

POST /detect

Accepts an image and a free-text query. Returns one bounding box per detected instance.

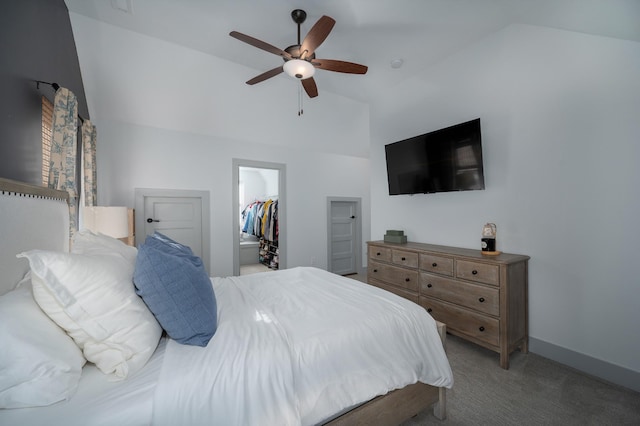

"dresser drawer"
[392,249,419,268]
[456,260,499,286]
[420,273,499,316]
[419,253,453,276]
[368,260,419,292]
[369,246,392,263]
[368,277,419,304]
[419,296,499,347]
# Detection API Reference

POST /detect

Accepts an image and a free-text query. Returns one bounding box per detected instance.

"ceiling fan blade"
[246,66,284,85]
[313,59,368,74]
[301,77,318,98]
[229,31,292,60]
[300,16,335,59]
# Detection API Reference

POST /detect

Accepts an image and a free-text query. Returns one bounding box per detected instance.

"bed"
[0,177,453,426]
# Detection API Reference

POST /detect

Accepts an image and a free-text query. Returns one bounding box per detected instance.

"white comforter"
[152,267,453,426]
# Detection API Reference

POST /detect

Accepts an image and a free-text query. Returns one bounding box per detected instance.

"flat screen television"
[385,118,485,195]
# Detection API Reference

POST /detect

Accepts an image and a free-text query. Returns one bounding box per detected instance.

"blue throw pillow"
[133,232,217,346]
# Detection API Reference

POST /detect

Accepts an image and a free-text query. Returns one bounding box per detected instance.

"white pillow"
[72,229,137,263]
[0,279,85,408]
[17,249,162,380]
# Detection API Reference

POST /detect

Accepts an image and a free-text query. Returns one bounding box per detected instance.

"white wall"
[69,14,371,277]
[239,167,278,208]
[370,24,640,382]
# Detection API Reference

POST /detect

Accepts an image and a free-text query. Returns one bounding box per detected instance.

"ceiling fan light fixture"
[283,59,315,79]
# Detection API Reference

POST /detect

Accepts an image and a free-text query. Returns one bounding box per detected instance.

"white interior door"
[328,198,361,275]
[135,189,210,274]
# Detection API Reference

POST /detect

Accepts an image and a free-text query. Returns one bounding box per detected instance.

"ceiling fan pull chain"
[298,84,304,116]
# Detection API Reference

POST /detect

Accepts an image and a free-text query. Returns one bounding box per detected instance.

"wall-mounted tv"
[385,118,485,195]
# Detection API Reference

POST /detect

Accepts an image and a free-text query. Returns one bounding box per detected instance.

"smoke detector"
[390,58,404,69]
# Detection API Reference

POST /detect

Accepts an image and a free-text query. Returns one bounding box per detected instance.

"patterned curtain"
[48,87,79,235]
[82,120,97,207]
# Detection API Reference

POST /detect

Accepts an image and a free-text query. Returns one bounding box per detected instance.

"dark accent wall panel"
[0,0,89,185]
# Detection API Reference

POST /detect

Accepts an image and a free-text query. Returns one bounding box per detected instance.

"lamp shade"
[82,206,129,239]
[283,59,315,79]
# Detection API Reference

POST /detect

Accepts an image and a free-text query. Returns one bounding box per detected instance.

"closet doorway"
[232,159,286,276]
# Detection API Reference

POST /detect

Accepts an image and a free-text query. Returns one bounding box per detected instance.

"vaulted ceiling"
[64,0,640,103]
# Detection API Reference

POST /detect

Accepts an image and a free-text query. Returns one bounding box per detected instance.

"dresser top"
[368,240,530,264]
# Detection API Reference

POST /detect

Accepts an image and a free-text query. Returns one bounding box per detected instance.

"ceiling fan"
[229,9,368,100]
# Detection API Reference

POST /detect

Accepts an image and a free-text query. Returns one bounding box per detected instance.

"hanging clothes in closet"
[241,199,279,269]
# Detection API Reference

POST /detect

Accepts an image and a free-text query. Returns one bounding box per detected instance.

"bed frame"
[0,177,447,424]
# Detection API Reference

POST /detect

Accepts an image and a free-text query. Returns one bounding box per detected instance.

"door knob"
[350,215,356,219]
[146,218,160,223]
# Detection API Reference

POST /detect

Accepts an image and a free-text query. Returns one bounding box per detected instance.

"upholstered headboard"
[0,178,69,295]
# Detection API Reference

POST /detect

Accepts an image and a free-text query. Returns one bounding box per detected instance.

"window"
[41,96,53,186]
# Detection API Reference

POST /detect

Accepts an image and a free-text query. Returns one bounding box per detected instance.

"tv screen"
[385,118,485,195]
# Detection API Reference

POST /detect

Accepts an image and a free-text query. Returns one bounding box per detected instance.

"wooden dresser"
[367,240,529,369]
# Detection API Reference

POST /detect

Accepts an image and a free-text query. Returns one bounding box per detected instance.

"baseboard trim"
[529,338,640,393]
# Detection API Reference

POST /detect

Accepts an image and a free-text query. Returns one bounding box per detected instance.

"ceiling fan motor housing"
[284,45,316,62]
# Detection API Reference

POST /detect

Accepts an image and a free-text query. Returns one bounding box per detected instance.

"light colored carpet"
[402,334,640,425]
[343,272,640,425]
[240,263,273,275]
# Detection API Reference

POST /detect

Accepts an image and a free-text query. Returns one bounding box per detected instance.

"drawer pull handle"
[376,252,381,256]
[479,326,485,332]
[432,262,437,267]
[472,270,478,275]
[427,308,433,313]
[427,283,432,288]
[373,269,378,273]
[401,257,406,261]
[479,297,485,303]
[405,278,410,282]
